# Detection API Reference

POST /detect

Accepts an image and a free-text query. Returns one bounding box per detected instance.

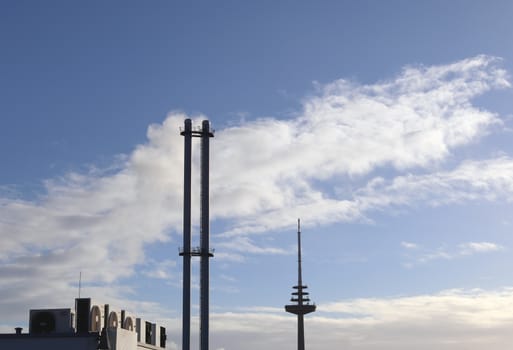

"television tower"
[285,219,316,350]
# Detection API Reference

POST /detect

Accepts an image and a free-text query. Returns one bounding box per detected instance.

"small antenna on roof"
[78,271,82,298]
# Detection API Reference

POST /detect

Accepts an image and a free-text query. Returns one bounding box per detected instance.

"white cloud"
[0,55,511,331]
[459,242,504,255]
[206,288,513,349]
[356,157,513,211]
[212,55,510,235]
[215,236,291,255]
[402,241,505,266]
[5,287,513,349]
[142,259,177,280]
[401,241,419,249]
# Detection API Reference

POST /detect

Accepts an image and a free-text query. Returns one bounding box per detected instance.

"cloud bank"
[145,288,513,350]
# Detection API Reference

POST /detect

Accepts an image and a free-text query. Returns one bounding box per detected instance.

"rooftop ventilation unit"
[29,308,74,335]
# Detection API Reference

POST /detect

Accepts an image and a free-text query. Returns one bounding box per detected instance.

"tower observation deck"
[285,219,316,350]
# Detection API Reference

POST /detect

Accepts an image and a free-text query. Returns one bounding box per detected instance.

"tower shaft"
[298,314,305,350]
[199,120,211,350]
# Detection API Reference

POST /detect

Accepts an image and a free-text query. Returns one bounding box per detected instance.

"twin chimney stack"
[180,119,214,350]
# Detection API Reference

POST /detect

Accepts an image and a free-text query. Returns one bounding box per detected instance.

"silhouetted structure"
[285,219,316,350]
[180,119,214,350]
[0,297,167,350]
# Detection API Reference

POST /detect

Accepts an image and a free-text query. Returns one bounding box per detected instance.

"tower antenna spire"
[297,219,303,290]
[78,271,82,298]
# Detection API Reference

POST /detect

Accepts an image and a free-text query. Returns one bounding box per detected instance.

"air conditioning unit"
[29,308,74,334]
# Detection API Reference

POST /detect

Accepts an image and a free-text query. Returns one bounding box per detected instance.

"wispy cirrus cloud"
[356,157,513,212]
[401,241,419,250]
[401,241,504,267]
[460,242,504,255]
[216,236,291,256]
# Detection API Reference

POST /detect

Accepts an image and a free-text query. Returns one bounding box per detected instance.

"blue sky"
[2,1,513,349]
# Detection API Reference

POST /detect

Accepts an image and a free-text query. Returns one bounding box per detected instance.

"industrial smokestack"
[180,119,193,350]
[199,120,213,350]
